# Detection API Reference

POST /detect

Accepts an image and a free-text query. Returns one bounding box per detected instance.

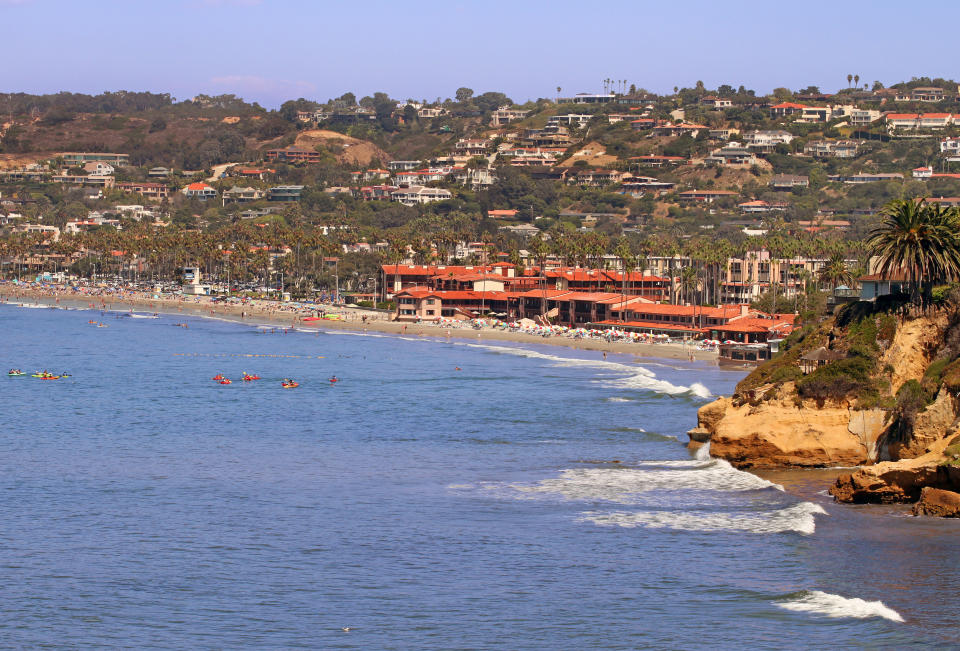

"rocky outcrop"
[690,385,893,468]
[880,310,949,395]
[829,461,953,503]
[887,389,958,459]
[911,487,960,517]
[830,431,960,504]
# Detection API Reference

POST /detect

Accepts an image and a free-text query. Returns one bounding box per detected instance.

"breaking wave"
[465,343,712,399]
[490,459,782,505]
[776,590,904,622]
[580,502,827,535]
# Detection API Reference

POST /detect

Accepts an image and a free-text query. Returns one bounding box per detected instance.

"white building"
[391,186,453,206]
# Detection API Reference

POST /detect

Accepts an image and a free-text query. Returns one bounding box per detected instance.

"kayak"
[242,375,260,381]
[212,374,224,380]
[281,382,299,389]
[219,379,232,385]
[39,376,61,380]
[8,372,25,377]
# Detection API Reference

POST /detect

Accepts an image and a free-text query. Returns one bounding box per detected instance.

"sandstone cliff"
[691,302,960,509]
[690,387,891,468]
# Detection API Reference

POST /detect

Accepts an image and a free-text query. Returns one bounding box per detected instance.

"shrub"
[796,355,876,402]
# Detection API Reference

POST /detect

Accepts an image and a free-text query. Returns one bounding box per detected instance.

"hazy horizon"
[2,0,959,108]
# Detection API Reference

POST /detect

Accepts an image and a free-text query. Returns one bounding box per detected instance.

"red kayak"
[212,374,224,381]
[242,375,261,381]
[219,379,232,385]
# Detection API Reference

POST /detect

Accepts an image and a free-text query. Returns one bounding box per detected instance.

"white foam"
[322,330,389,338]
[606,397,631,403]
[776,590,904,622]
[694,441,712,462]
[497,461,782,504]
[466,343,711,399]
[580,502,827,535]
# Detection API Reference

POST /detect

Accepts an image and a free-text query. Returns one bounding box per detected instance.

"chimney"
[740,304,749,317]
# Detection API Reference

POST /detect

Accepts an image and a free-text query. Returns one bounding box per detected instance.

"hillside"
[293,130,391,167]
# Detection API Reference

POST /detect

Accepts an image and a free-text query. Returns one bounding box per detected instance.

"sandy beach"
[1,283,722,362]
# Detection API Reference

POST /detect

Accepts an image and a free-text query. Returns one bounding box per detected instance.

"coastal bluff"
[690,389,891,468]
[689,301,960,510]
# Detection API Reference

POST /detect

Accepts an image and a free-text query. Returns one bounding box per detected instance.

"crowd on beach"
[0,279,720,359]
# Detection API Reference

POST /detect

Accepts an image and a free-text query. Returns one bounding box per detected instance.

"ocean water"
[1,304,958,649]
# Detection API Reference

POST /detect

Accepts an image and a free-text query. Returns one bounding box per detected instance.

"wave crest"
[776,590,904,622]
[580,502,827,535]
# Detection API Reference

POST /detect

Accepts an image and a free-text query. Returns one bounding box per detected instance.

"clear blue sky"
[3,0,958,108]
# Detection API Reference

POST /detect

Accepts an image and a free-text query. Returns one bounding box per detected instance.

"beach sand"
[1,284,721,362]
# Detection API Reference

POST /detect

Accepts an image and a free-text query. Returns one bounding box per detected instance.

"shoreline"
[1,283,724,363]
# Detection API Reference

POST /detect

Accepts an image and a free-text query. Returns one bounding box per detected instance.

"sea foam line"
[492,460,783,505]
[465,342,712,399]
[579,501,827,535]
[776,590,904,622]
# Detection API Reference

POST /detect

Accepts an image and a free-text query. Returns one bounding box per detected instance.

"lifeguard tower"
[182,266,211,295]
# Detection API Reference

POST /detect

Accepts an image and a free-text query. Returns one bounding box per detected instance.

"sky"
[2,0,959,108]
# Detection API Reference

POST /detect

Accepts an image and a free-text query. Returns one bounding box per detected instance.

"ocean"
[1,303,957,649]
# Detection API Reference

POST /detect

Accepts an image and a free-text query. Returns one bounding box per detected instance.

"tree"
[854,74,860,88]
[816,252,854,291]
[455,87,474,104]
[847,74,853,88]
[868,199,960,303]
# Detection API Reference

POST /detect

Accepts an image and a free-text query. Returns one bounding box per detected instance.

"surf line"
[172,353,326,359]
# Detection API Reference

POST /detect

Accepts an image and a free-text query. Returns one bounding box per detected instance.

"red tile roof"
[595,319,706,332]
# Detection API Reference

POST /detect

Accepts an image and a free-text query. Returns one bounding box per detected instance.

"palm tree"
[854,74,860,88]
[816,252,854,292]
[847,74,853,88]
[868,199,960,303]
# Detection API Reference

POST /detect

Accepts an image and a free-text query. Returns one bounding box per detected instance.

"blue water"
[1,304,958,649]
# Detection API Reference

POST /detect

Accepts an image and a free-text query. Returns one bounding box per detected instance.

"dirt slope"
[293,130,390,167]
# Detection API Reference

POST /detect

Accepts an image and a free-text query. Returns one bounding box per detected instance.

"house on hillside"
[454,139,491,156]
[769,174,809,190]
[859,273,909,300]
[391,186,452,206]
[677,190,738,203]
[181,182,217,199]
[885,113,953,131]
[560,93,615,104]
[83,162,115,176]
[804,140,859,158]
[547,114,592,128]
[59,152,129,166]
[490,108,530,126]
[116,181,170,199]
[705,143,759,166]
[743,130,794,152]
[222,186,265,206]
[700,96,733,109]
[911,87,945,102]
[738,200,787,214]
[652,122,706,137]
[827,172,904,184]
[709,128,740,140]
[267,186,304,201]
[265,147,322,163]
[769,102,807,118]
